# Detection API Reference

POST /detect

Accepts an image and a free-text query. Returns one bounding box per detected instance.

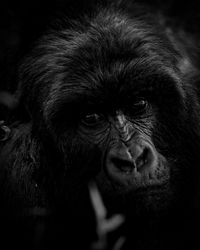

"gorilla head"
[15,4,200,219]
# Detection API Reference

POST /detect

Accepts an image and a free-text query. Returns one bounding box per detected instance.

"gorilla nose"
[106,143,157,184]
[111,148,149,173]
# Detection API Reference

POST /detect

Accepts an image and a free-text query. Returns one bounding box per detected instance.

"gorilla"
[1,1,200,249]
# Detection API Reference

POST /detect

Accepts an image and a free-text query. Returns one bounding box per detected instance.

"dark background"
[0,0,200,93]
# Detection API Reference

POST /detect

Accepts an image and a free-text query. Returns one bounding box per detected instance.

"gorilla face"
[17,6,200,215]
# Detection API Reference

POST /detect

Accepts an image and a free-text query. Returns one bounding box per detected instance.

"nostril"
[135,146,157,173]
[135,147,149,171]
[111,157,136,174]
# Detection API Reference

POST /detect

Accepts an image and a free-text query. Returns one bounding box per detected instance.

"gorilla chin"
[96,171,172,215]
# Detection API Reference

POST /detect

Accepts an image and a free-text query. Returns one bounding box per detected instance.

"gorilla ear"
[165,28,199,75]
[178,57,196,75]
[0,121,11,142]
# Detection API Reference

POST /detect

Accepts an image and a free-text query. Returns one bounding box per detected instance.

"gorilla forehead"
[59,14,177,84]
[44,18,179,104]
[20,9,181,117]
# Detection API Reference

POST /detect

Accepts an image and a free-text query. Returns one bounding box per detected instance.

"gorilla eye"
[131,99,148,114]
[134,99,147,107]
[0,123,11,142]
[82,113,105,126]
